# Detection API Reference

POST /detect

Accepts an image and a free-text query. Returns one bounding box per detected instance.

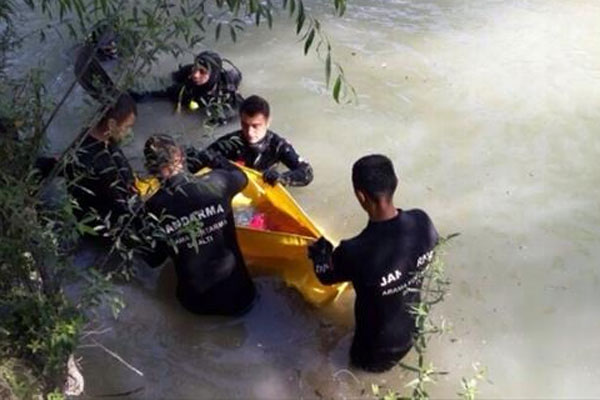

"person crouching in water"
[307,155,439,372]
[130,51,243,123]
[143,134,256,315]
[186,95,314,187]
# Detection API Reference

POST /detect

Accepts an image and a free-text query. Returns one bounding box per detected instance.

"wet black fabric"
[186,130,313,187]
[145,165,256,316]
[65,134,137,224]
[131,63,243,115]
[314,209,439,371]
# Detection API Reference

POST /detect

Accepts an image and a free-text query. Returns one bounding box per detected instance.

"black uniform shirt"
[315,209,439,368]
[65,134,136,222]
[187,130,313,186]
[145,167,255,315]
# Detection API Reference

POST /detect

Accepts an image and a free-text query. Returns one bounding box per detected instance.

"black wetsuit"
[186,130,313,187]
[65,134,138,225]
[313,209,439,372]
[145,163,256,316]
[131,64,242,119]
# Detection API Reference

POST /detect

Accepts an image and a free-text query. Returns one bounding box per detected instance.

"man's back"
[319,209,438,370]
[146,169,255,315]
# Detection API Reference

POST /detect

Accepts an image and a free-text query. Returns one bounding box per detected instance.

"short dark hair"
[240,95,270,119]
[144,134,183,175]
[98,93,137,128]
[352,154,398,200]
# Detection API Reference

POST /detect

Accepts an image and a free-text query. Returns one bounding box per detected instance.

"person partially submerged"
[186,95,314,187]
[308,155,439,372]
[143,134,256,316]
[130,51,243,122]
[64,93,139,228]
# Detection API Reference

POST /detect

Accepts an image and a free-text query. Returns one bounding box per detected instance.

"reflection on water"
[20,0,600,397]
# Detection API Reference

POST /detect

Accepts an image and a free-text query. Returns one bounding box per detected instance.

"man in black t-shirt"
[186,95,313,187]
[308,154,439,372]
[143,134,256,316]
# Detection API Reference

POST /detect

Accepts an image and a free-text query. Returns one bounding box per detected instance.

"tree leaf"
[59,0,66,20]
[194,17,205,32]
[296,1,305,34]
[334,0,347,16]
[339,0,346,16]
[333,75,342,102]
[303,28,315,55]
[255,8,261,26]
[266,7,273,29]
[99,0,107,15]
[371,384,380,396]
[215,22,222,40]
[325,52,331,86]
[66,22,77,39]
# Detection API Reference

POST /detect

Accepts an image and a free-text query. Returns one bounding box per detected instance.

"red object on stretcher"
[248,213,267,230]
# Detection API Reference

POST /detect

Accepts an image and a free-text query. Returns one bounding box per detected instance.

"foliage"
[0,358,44,400]
[457,363,487,400]
[400,235,455,399]
[0,67,116,395]
[1,0,351,396]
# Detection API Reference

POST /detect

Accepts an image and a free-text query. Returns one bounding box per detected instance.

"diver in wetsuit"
[308,155,439,372]
[186,95,314,187]
[64,94,140,228]
[130,51,243,122]
[143,134,256,315]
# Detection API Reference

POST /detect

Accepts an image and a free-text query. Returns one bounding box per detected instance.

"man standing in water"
[65,94,139,227]
[308,155,439,372]
[143,134,256,315]
[186,95,313,187]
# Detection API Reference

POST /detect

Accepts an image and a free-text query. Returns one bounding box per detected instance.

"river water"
[22,0,600,397]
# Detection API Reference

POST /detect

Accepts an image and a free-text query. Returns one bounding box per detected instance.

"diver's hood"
[192,51,224,89]
[194,51,223,71]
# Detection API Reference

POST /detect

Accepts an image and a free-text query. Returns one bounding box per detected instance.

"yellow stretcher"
[136,165,347,307]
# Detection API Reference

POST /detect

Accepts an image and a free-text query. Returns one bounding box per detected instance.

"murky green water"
[19,0,600,397]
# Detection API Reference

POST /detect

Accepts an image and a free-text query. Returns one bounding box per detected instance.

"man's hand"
[186,148,227,172]
[206,153,232,170]
[262,169,280,185]
[308,236,334,265]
